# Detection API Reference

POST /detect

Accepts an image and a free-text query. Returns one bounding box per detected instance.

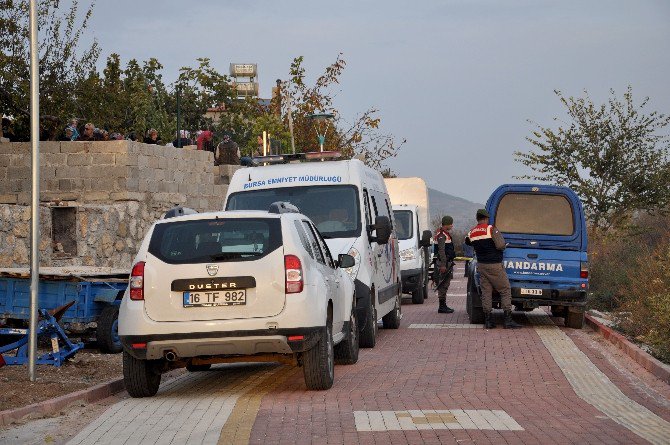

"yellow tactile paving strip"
[529,313,670,445]
[217,365,298,445]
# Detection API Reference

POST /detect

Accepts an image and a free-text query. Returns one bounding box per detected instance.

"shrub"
[616,240,670,363]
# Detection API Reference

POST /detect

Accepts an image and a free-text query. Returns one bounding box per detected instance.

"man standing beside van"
[435,216,456,314]
[465,209,521,329]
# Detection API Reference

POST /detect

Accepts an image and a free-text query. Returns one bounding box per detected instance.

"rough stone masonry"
[0,141,240,269]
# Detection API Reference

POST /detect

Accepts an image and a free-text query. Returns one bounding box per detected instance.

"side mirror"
[419,230,432,247]
[337,253,355,268]
[370,215,391,244]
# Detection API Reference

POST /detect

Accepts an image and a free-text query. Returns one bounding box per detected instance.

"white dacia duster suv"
[119,203,358,396]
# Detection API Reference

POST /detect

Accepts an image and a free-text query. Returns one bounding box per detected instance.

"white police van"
[224,152,402,348]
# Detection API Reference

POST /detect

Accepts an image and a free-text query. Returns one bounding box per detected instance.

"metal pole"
[176,85,181,148]
[262,131,267,156]
[28,0,40,382]
[284,83,296,154]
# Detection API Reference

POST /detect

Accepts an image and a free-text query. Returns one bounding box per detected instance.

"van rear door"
[143,217,285,322]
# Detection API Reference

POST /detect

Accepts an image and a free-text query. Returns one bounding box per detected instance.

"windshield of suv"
[495,193,575,236]
[226,185,361,239]
[148,218,282,264]
[393,210,413,240]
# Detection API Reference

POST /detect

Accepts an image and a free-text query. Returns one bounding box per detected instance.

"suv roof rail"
[162,206,198,219]
[268,202,300,214]
[253,151,342,165]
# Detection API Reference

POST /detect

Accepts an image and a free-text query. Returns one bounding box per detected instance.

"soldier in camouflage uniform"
[434,215,456,313]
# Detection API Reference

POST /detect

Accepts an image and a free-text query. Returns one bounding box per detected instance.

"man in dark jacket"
[465,209,521,329]
[215,134,240,165]
[435,215,456,313]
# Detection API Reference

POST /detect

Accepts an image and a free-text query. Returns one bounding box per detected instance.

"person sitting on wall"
[172,130,191,147]
[197,130,214,152]
[76,122,96,141]
[144,128,160,145]
[215,134,240,165]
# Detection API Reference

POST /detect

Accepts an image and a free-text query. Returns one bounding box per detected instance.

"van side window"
[293,220,313,258]
[384,199,394,230]
[370,195,379,218]
[309,222,336,269]
[302,221,325,264]
[362,189,372,228]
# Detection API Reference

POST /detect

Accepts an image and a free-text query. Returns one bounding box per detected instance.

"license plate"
[520,288,543,296]
[183,290,246,307]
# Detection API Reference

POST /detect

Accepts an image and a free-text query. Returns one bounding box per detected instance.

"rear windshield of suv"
[495,193,575,236]
[148,218,282,264]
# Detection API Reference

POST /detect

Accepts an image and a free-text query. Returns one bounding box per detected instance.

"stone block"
[40,141,61,154]
[60,141,91,153]
[8,167,30,180]
[58,179,75,191]
[44,179,59,191]
[91,153,115,165]
[10,155,30,167]
[115,153,138,166]
[0,194,18,204]
[83,191,110,201]
[88,140,129,154]
[67,153,92,166]
[148,156,159,168]
[43,153,67,166]
[0,167,6,180]
[0,155,11,167]
[40,166,57,179]
[0,142,29,154]
[138,155,150,169]
[110,191,147,201]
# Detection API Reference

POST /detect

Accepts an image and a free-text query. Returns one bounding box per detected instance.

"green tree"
[515,87,670,230]
[280,54,405,171]
[0,0,100,140]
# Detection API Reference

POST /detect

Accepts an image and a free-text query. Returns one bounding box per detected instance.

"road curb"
[0,377,125,427]
[585,313,670,385]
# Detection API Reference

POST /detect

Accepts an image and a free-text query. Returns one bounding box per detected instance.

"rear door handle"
[527,254,538,259]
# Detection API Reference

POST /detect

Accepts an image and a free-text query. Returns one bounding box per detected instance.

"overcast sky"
[84,0,670,203]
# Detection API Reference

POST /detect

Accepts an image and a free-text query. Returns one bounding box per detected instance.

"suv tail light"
[580,262,588,279]
[285,255,303,294]
[130,261,146,300]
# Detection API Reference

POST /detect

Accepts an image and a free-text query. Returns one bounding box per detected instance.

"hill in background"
[428,188,484,231]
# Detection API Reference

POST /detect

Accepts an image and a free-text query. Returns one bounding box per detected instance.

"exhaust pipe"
[164,351,177,361]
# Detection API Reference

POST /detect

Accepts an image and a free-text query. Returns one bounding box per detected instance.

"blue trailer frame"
[0,268,129,354]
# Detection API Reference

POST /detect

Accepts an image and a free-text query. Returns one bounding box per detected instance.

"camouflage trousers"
[477,262,512,312]
[437,270,451,300]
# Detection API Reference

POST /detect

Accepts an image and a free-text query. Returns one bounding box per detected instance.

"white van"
[224,155,402,348]
[384,178,432,304]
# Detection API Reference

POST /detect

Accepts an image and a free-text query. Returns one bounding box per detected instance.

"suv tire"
[97,305,123,354]
[335,307,359,365]
[123,351,161,398]
[467,278,485,324]
[412,272,425,304]
[303,322,334,390]
[382,294,402,329]
[186,363,212,372]
[565,309,585,329]
[359,293,377,348]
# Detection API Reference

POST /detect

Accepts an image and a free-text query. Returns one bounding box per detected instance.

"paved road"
[54,268,670,444]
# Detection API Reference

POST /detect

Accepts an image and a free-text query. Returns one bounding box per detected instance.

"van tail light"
[580,262,588,279]
[130,261,146,300]
[285,255,304,294]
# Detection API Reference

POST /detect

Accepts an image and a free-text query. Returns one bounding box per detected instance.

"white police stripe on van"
[504,261,563,272]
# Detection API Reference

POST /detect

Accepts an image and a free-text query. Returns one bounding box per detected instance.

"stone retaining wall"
[0,141,242,268]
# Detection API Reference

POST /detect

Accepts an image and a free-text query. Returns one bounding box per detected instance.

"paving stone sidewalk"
[60,267,670,445]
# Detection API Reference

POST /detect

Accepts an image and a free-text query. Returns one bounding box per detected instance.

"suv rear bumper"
[121,327,324,360]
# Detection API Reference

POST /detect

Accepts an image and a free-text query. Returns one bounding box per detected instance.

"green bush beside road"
[588,216,670,363]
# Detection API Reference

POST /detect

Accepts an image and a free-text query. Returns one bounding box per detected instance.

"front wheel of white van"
[335,307,359,365]
[412,272,425,304]
[303,322,335,390]
[382,294,402,329]
[359,294,377,349]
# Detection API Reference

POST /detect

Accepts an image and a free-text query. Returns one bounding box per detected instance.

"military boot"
[503,310,522,329]
[438,299,454,313]
[484,312,495,329]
